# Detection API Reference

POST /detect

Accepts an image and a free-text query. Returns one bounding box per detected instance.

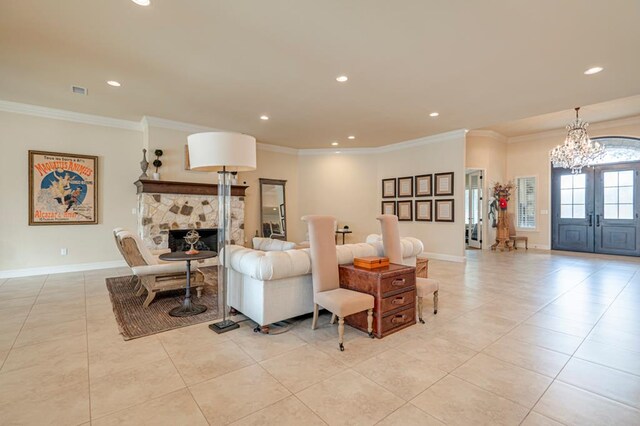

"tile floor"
[1,249,640,425]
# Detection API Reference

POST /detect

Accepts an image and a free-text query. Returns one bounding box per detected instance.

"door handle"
[596,214,601,227]
[588,214,593,227]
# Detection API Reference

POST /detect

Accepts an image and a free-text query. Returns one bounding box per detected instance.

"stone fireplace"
[134,180,247,250]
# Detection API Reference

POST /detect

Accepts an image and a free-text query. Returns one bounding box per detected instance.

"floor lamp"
[187,132,256,333]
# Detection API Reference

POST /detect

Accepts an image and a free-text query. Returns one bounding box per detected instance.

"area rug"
[106,266,220,340]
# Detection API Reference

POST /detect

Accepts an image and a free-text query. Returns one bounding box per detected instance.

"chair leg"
[338,317,345,351]
[330,313,336,324]
[143,290,156,308]
[433,290,439,314]
[135,284,145,297]
[367,309,374,338]
[311,304,319,330]
[417,296,425,324]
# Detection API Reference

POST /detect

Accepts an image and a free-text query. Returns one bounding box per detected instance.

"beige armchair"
[303,215,374,351]
[114,230,204,307]
[508,213,529,249]
[377,215,439,324]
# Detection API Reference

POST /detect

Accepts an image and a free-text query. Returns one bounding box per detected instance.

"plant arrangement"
[153,149,163,173]
[488,180,515,227]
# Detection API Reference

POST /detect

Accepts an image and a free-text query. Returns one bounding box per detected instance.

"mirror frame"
[259,178,287,240]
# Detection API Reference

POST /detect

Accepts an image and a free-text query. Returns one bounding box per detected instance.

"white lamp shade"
[187,132,257,172]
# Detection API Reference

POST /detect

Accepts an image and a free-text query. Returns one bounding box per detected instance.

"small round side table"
[158,250,217,317]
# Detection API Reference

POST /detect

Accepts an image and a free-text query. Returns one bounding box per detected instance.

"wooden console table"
[338,263,416,338]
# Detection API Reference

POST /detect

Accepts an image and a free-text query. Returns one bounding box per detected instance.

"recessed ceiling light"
[347,136,355,140]
[260,115,269,120]
[106,80,121,87]
[335,151,341,154]
[331,142,339,146]
[336,75,348,82]
[584,66,603,75]
[429,112,439,117]
[131,0,151,6]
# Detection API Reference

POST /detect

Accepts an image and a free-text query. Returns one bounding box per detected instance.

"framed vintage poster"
[382,178,396,198]
[415,174,432,197]
[415,200,432,221]
[29,151,98,225]
[434,172,454,196]
[435,199,455,222]
[381,200,396,215]
[397,200,413,221]
[397,176,413,198]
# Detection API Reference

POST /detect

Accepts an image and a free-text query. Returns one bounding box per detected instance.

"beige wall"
[296,132,467,260]
[465,131,508,248]
[506,116,640,249]
[0,111,140,272]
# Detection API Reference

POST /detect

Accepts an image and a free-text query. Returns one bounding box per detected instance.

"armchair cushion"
[131,262,198,277]
[416,277,439,296]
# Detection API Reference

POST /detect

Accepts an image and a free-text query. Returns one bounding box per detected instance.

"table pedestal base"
[209,319,239,334]
[169,298,207,317]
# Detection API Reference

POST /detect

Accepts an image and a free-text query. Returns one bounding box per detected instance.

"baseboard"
[528,244,551,250]
[421,251,466,263]
[0,260,127,279]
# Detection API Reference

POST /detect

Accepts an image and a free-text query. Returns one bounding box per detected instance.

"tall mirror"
[259,178,287,240]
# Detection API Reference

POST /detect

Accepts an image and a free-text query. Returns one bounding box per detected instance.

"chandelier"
[550,107,605,174]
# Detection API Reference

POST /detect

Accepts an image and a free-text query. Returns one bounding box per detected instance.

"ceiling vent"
[71,85,88,95]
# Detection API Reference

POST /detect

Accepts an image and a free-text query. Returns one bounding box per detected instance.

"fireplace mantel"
[134,179,248,197]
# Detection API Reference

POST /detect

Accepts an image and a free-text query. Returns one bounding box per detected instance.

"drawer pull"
[391,278,406,287]
[391,297,405,305]
[391,314,408,324]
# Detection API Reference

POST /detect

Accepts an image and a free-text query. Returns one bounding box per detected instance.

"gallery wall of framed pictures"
[380,172,454,223]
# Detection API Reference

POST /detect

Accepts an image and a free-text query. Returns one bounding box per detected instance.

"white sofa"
[225,237,423,326]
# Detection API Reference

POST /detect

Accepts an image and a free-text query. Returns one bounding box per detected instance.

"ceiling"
[1,0,639,148]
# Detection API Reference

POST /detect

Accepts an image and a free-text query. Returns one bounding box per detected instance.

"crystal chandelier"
[550,107,605,174]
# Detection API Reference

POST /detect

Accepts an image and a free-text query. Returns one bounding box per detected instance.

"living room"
[1,1,640,425]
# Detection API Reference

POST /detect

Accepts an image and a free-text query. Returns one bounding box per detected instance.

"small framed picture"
[397,200,413,221]
[415,200,432,221]
[435,199,455,222]
[381,201,396,215]
[434,172,454,196]
[415,174,432,197]
[398,176,413,198]
[382,178,396,198]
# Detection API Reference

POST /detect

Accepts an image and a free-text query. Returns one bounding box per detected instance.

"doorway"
[552,161,640,256]
[465,169,483,249]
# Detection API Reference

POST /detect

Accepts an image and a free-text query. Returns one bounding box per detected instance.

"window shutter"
[516,177,536,229]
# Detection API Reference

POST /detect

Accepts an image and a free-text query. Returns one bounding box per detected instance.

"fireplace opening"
[168,228,218,252]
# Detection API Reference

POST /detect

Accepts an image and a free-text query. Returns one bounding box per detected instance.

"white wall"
[0,111,140,273]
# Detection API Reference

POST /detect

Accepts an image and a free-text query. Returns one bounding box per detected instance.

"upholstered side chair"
[377,214,439,323]
[114,230,205,307]
[303,215,374,351]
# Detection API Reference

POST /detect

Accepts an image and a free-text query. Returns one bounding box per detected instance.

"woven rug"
[105,266,220,340]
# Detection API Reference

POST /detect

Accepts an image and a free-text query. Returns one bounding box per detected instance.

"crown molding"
[0,100,142,131]
[142,116,220,133]
[467,129,507,142]
[508,114,640,144]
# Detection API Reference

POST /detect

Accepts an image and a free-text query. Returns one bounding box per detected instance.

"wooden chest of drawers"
[339,263,416,338]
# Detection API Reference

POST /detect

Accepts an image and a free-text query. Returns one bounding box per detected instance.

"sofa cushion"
[366,234,424,259]
[225,245,312,281]
[252,237,296,251]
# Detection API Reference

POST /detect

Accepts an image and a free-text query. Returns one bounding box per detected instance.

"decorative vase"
[139,149,149,179]
[152,172,161,181]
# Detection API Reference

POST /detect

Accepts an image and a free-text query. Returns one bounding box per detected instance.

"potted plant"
[152,149,163,180]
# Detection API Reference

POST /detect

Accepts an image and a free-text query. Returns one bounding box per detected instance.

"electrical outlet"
[60,248,68,256]
[131,208,137,215]
[540,209,549,215]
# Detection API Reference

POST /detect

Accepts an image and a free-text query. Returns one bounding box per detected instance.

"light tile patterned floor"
[1,249,640,425]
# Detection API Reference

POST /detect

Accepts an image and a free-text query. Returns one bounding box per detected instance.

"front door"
[594,164,640,256]
[552,168,595,253]
[552,162,640,256]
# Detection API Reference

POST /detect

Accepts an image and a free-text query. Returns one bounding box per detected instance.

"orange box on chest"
[353,256,390,269]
